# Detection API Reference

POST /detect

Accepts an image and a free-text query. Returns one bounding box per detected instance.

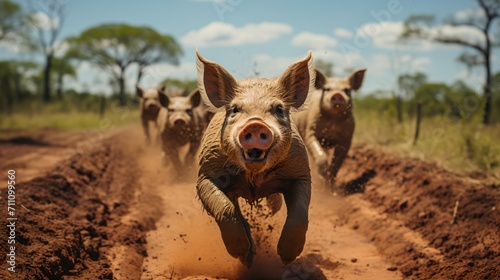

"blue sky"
[4,0,499,95]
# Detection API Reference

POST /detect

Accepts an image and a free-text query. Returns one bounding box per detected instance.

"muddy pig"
[195,50,315,267]
[136,85,163,144]
[292,68,366,191]
[157,88,205,176]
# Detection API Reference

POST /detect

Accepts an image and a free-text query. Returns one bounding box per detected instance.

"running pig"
[157,88,205,176]
[195,50,315,267]
[136,85,163,144]
[292,68,366,191]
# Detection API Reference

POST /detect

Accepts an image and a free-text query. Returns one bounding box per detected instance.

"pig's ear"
[314,69,327,89]
[158,90,170,108]
[188,89,201,108]
[135,85,143,98]
[196,50,238,110]
[276,51,316,109]
[348,69,366,91]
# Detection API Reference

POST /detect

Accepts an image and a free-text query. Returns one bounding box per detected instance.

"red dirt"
[0,127,498,279]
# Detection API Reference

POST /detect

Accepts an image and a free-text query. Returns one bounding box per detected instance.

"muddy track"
[0,127,498,279]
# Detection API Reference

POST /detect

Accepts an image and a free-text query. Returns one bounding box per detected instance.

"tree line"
[0,0,182,114]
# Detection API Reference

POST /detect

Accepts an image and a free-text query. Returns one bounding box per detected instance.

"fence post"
[396,95,403,123]
[413,101,422,145]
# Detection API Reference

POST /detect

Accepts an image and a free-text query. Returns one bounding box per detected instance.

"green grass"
[354,110,500,179]
[0,107,139,136]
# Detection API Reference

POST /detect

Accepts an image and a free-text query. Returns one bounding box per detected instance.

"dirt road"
[0,126,498,279]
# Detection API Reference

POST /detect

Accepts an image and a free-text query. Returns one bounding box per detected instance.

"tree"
[400,0,500,125]
[397,72,428,121]
[160,78,197,94]
[0,0,24,42]
[26,0,66,102]
[398,72,427,100]
[0,60,38,114]
[51,55,76,99]
[315,59,333,77]
[68,24,182,106]
[135,29,182,84]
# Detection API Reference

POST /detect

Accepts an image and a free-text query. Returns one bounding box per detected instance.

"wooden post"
[413,101,422,145]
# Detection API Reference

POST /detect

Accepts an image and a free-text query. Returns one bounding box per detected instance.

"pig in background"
[293,68,366,192]
[157,88,207,177]
[136,85,163,144]
[195,50,315,267]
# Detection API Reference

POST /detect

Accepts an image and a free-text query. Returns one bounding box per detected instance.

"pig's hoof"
[220,220,255,267]
[277,225,307,264]
[238,247,255,268]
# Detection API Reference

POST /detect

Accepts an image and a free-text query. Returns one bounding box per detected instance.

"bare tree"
[27,0,66,102]
[400,0,500,125]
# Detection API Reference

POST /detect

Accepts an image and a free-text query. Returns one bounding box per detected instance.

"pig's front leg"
[328,144,349,191]
[277,179,311,264]
[197,178,255,267]
[304,130,329,176]
[142,118,151,144]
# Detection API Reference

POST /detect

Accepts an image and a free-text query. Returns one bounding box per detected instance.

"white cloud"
[355,21,437,51]
[30,11,59,30]
[139,62,197,88]
[291,32,337,49]
[334,28,353,39]
[454,7,484,22]
[368,54,430,75]
[355,21,484,51]
[54,41,69,56]
[0,33,29,53]
[251,49,365,81]
[181,21,292,48]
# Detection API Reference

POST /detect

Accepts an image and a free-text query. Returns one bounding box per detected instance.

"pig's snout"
[146,103,158,110]
[331,94,345,105]
[174,118,186,127]
[239,122,273,161]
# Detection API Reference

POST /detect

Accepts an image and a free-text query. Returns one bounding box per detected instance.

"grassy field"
[0,104,139,137]
[354,110,500,179]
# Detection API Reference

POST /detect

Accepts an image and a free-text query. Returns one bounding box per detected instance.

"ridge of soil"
[337,144,500,280]
[0,128,498,279]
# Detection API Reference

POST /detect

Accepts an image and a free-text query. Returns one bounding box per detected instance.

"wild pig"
[195,50,315,267]
[157,88,205,176]
[136,85,162,144]
[292,68,366,191]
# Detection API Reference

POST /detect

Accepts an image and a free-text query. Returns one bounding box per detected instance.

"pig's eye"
[273,105,285,118]
[324,88,331,92]
[168,108,174,113]
[344,88,351,94]
[186,109,193,115]
[230,106,240,116]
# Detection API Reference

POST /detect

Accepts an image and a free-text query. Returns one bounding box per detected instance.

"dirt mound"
[337,144,500,279]
[0,133,150,280]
